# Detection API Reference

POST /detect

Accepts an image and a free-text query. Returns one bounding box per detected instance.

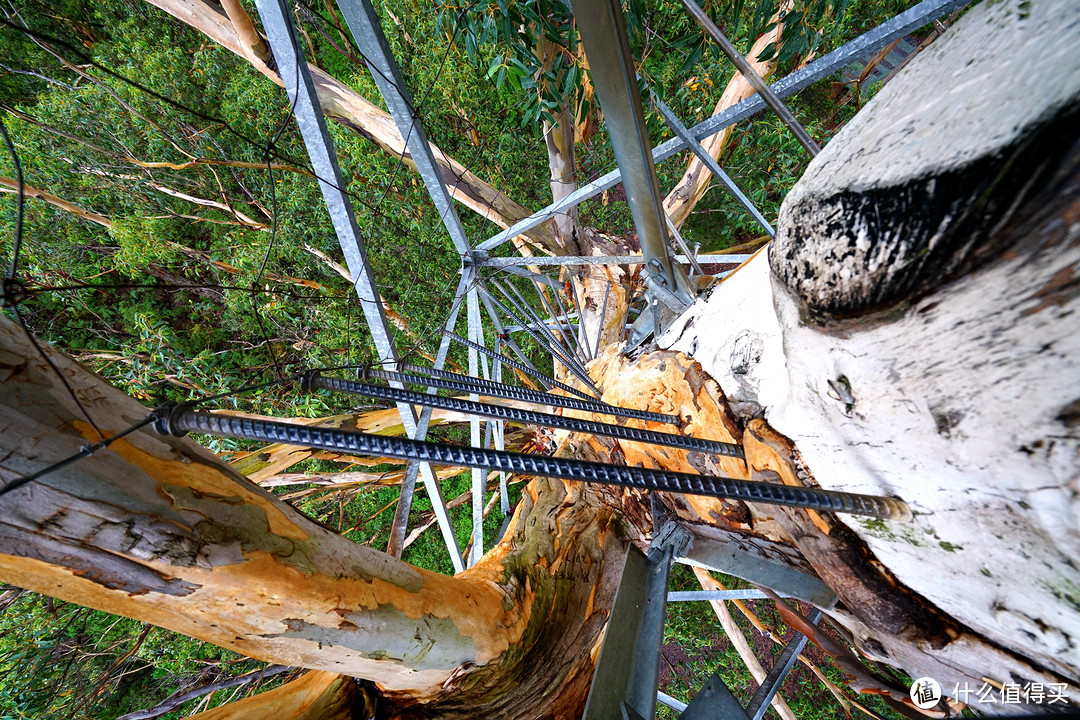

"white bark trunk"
[662,0,1080,707]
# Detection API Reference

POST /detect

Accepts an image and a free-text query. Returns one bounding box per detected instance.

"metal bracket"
[463,249,489,268]
[649,519,694,563]
[678,530,837,608]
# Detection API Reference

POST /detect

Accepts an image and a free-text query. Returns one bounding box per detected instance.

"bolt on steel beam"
[651,95,775,238]
[664,216,706,277]
[474,0,966,255]
[255,0,464,572]
[154,404,914,519]
[570,0,695,319]
[678,0,821,157]
[306,373,744,458]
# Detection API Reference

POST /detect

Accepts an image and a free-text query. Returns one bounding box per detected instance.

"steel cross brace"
[583,519,693,720]
[651,94,775,238]
[484,254,753,267]
[255,0,464,571]
[334,0,496,568]
[676,607,823,720]
[677,529,837,608]
[678,0,821,157]
[475,0,968,256]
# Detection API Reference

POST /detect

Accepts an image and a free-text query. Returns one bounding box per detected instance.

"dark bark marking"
[1057,399,1080,429]
[772,91,1080,323]
[0,523,200,596]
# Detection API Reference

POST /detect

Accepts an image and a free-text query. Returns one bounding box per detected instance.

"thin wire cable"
[2,111,107,440]
[0,415,154,498]
[0,115,23,281]
[29,281,345,301]
[0,369,299,498]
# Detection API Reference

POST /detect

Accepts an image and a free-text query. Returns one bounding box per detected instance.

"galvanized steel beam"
[652,96,775,237]
[677,533,838,607]
[679,0,821,157]
[745,607,823,720]
[475,0,967,255]
[570,0,694,317]
[256,0,464,572]
[485,254,753,267]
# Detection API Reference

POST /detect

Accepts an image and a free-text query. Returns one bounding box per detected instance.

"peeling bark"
[184,670,363,720]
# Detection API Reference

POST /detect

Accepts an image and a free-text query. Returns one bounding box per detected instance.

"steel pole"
[678,0,821,156]
[570,0,694,311]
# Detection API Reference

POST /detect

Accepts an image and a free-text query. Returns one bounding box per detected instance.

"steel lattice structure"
[246,0,961,715]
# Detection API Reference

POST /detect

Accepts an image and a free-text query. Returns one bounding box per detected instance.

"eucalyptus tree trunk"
[662,0,1080,706]
[0,310,655,717]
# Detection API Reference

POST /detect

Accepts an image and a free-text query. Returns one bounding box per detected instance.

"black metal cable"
[0,415,155,498]
[442,329,595,401]
[493,277,594,383]
[29,281,344,300]
[523,273,586,363]
[0,114,24,282]
[153,405,913,520]
[305,373,743,458]
[371,363,679,424]
[499,276,590,369]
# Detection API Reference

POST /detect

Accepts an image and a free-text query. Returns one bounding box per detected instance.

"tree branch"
[143,0,564,255]
[117,664,293,720]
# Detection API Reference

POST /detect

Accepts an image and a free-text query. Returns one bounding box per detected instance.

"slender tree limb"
[219,0,270,64]
[144,0,564,255]
[117,664,293,720]
[0,176,113,227]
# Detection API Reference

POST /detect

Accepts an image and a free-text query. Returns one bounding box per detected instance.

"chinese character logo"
[911,677,943,709]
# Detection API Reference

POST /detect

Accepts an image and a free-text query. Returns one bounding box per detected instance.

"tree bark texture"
[662,0,1080,707]
[1,314,713,716]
